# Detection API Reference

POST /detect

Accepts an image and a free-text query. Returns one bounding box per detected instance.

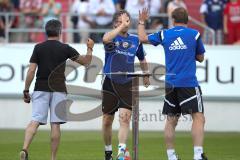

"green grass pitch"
[0,130,239,160]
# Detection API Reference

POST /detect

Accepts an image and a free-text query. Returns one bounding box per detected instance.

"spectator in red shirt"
[223,0,240,44]
[18,0,42,42]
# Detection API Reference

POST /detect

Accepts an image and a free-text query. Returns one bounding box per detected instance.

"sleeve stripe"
[161,31,164,41]
[195,32,200,40]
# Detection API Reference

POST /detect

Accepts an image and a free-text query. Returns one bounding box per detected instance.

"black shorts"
[102,76,135,115]
[163,86,204,116]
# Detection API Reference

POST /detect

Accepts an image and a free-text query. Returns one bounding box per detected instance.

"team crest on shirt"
[120,41,132,50]
[123,42,129,48]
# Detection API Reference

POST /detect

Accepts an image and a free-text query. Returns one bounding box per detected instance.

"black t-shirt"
[30,40,80,92]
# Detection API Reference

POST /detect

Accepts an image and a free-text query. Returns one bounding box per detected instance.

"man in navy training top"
[102,10,150,160]
[138,8,208,160]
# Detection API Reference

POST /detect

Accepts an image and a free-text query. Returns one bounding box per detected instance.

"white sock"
[167,149,178,160]
[105,145,112,152]
[118,143,126,155]
[194,146,203,160]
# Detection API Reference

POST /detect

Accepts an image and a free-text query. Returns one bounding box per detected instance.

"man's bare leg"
[50,123,61,160]
[20,121,40,160]
[22,121,40,151]
[192,112,205,160]
[164,116,179,160]
[117,108,131,156]
[102,114,114,159]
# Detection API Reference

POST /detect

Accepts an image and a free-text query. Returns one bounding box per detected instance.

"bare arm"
[74,38,94,66]
[223,15,228,34]
[24,63,37,90]
[138,8,150,43]
[75,48,93,66]
[102,26,124,43]
[139,58,149,73]
[102,13,129,44]
[140,58,150,87]
[23,63,37,103]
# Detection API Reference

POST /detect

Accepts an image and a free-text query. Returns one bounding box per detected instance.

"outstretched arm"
[138,8,150,43]
[102,13,129,43]
[74,38,94,66]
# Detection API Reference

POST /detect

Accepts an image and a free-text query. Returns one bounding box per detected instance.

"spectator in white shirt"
[125,0,149,28]
[167,0,187,28]
[150,0,162,15]
[167,0,187,16]
[149,0,164,30]
[71,0,94,43]
[88,0,116,42]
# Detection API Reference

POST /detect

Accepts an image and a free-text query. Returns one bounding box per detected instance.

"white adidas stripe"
[195,32,200,40]
[174,40,179,45]
[161,31,164,40]
[179,95,197,106]
[177,37,184,45]
[164,98,176,107]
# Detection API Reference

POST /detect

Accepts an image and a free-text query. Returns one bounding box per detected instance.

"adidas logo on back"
[169,37,187,50]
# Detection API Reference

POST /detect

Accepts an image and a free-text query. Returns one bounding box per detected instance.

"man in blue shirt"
[138,8,208,160]
[102,10,150,160]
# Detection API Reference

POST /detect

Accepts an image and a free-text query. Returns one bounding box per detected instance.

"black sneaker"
[201,153,208,160]
[19,149,28,160]
[105,151,113,160]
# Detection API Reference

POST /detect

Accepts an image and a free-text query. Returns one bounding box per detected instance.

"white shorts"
[31,91,67,125]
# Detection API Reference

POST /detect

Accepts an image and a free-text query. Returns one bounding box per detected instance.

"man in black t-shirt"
[20,19,94,160]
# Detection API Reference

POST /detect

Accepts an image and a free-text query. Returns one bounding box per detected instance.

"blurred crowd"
[69,0,174,43]
[0,0,240,44]
[0,0,62,42]
[200,0,240,45]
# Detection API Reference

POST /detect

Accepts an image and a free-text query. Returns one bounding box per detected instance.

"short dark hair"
[45,19,62,37]
[112,10,131,24]
[171,7,188,24]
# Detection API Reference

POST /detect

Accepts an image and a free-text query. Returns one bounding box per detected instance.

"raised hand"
[121,13,130,28]
[139,8,149,23]
[87,38,94,50]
